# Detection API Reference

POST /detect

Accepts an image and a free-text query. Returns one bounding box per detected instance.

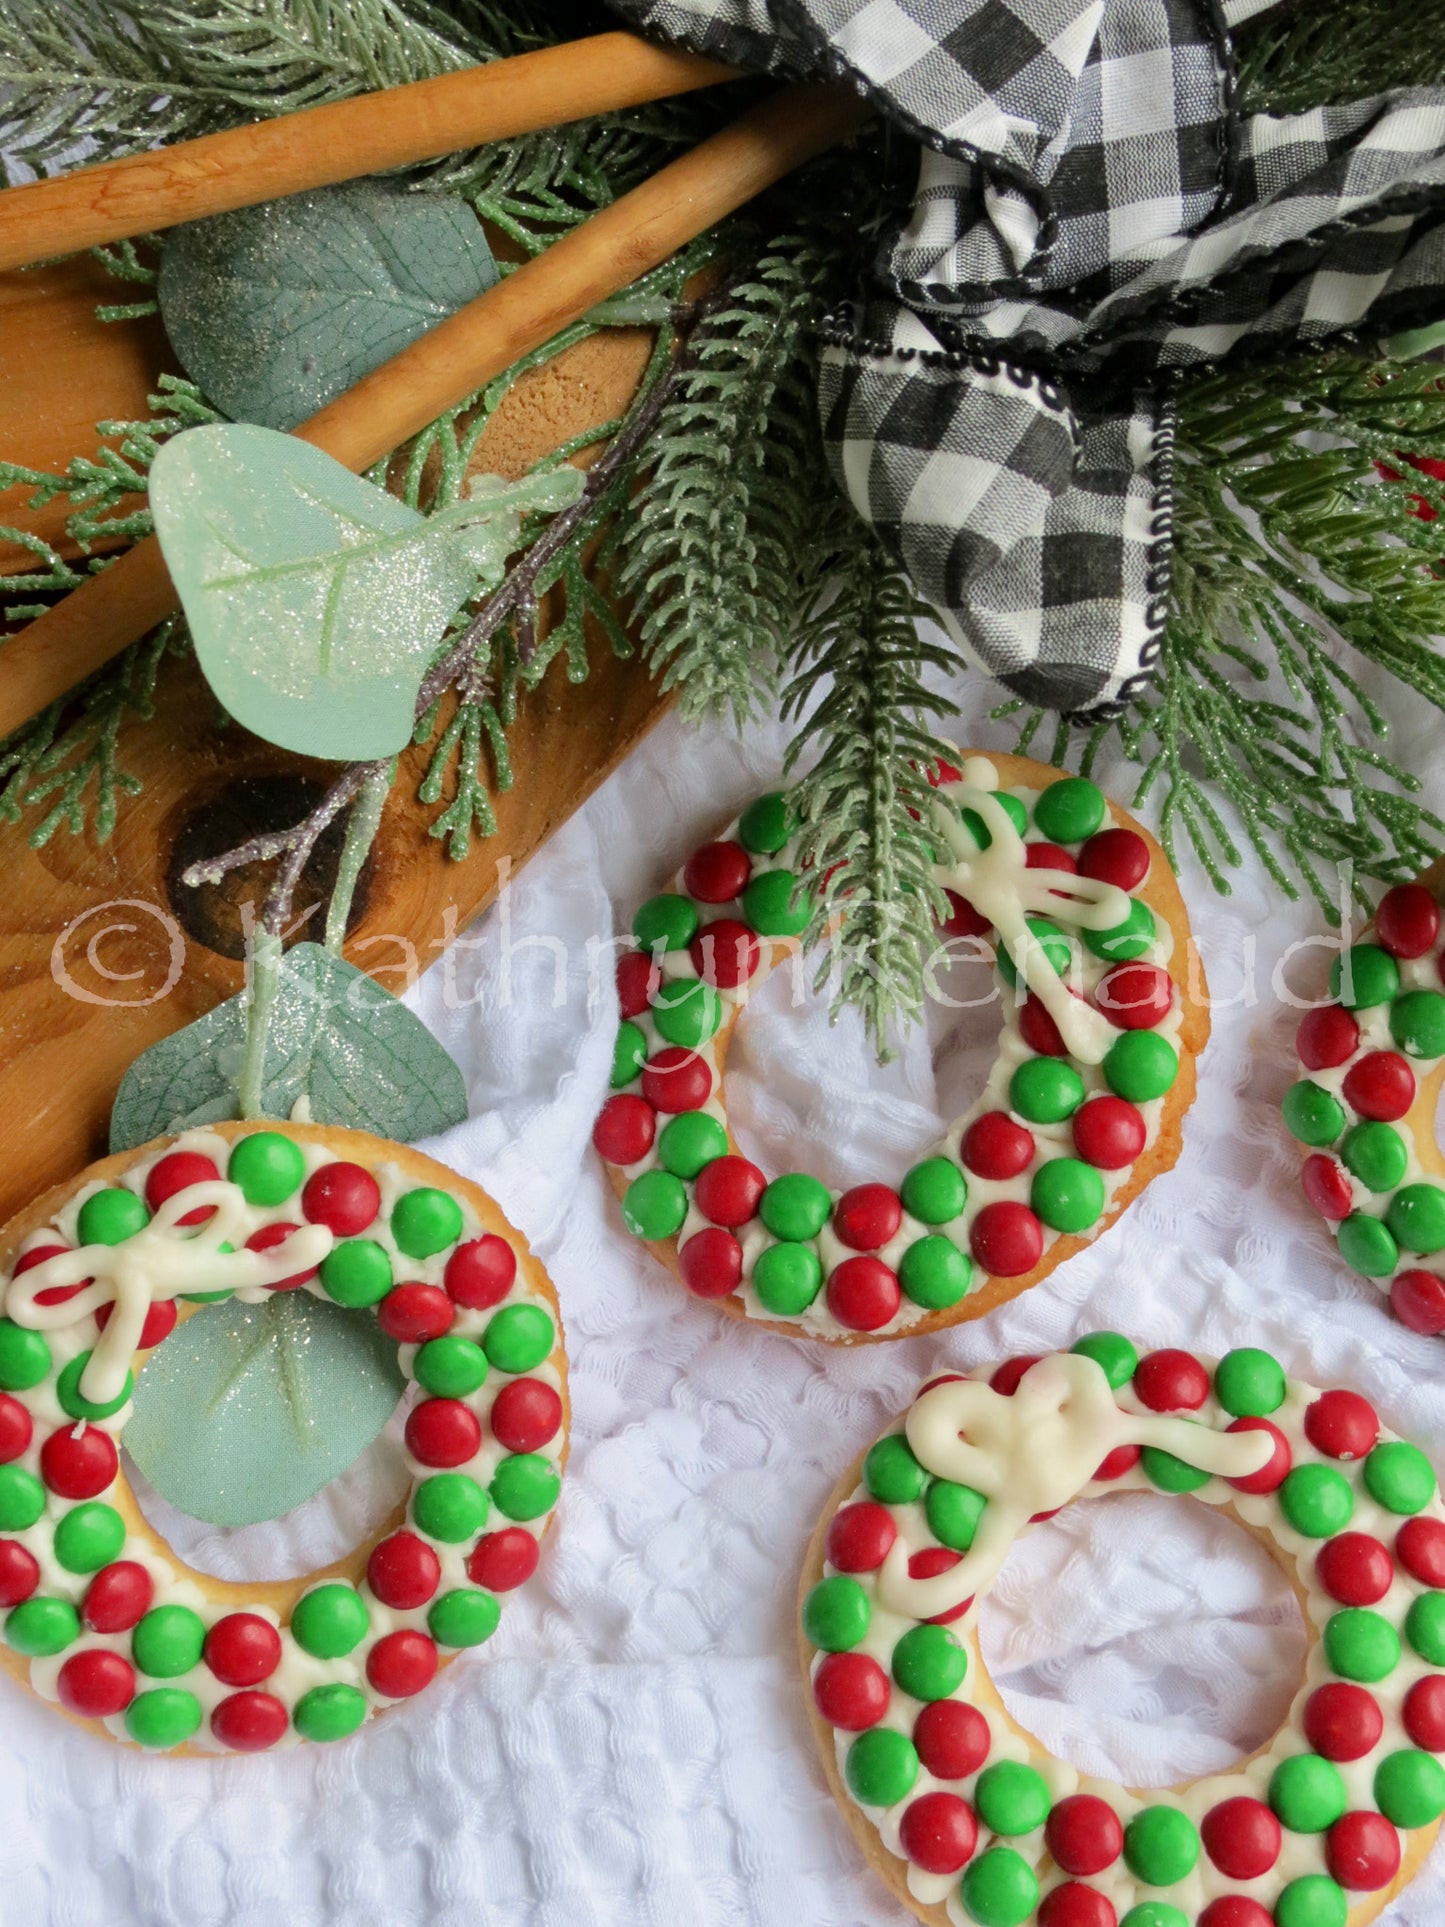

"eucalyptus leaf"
[126,1291,405,1528]
[110,942,468,1152]
[149,424,581,759]
[157,180,498,431]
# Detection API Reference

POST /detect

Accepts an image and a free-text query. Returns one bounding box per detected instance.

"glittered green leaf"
[109,943,467,1152]
[126,1289,405,1528]
[150,423,579,758]
[157,180,498,431]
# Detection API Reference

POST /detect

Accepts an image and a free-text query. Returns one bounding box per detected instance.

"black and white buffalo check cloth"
[604,0,1445,717]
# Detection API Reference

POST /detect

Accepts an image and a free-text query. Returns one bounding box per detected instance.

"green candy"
[1364,1439,1436,1514]
[77,1186,149,1246]
[4,1596,79,1657]
[227,1131,305,1206]
[1273,1883,1347,1927]
[926,1479,987,1552]
[760,1171,832,1242]
[132,1603,206,1678]
[1034,777,1105,844]
[959,1847,1038,1927]
[428,1587,500,1648]
[1085,896,1157,963]
[1119,1909,1188,1927]
[652,978,722,1050]
[997,916,1073,991]
[742,868,812,938]
[1030,1157,1105,1233]
[1123,1805,1198,1885]
[738,791,792,855]
[900,1156,967,1225]
[1280,1464,1354,1538]
[482,1303,555,1374]
[1282,1080,1345,1148]
[291,1582,369,1659]
[1387,1183,1445,1254]
[960,792,1028,849]
[1071,1331,1138,1388]
[1270,1753,1346,1831]
[412,1472,488,1543]
[179,1287,233,1305]
[490,1452,559,1521]
[974,1760,1050,1835]
[319,1238,392,1307]
[1406,1591,1445,1664]
[293,1682,367,1742]
[1010,1057,1084,1125]
[1337,1212,1399,1277]
[1390,987,1445,1059]
[57,1351,133,1421]
[0,1318,50,1392]
[1103,1030,1178,1102]
[634,893,698,953]
[1141,1441,1212,1493]
[752,1242,822,1315]
[1213,1347,1286,1417]
[413,1335,488,1399]
[611,1020,648,1089]
[622,1170,688,1240]
[392,1186,463,1260]
[0,1464,44,1531]
[898,1235,972,1309]
[1330,944,1400,1010]
[54,1501,126,1574]
[125,1687,203,1749]
[1374,1748,1445,1827]
[891,1623,967,1702]
[844,1727,918,1807]
[1324,1607,1401,1682]
[657,1111,729,1179]
[802,1575,871,1652]
[1341,1119,1409,1192]
[863,1433,927,1505]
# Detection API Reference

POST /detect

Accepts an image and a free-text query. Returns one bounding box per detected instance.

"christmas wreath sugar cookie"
[593,751,1206,1340]
[0,1121,566,1753]
[800,1339,1445,1927]
[1284,871,1445,1335]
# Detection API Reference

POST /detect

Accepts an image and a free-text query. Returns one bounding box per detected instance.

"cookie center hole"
[725,931,1003,1189]
[976,1491,1307,1787]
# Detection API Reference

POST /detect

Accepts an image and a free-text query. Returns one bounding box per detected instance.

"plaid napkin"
[606,0,1445,717]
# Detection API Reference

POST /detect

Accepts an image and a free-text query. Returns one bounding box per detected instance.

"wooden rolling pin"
[0,83,866,742]
[0,33,736,274]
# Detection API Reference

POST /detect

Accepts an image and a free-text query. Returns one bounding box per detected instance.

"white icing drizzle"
[4,1182,333,1404]
[930,758,1129,1065]
[876,1353,1274,1619]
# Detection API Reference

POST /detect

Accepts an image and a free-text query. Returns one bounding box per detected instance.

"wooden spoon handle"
[0,33,737,275]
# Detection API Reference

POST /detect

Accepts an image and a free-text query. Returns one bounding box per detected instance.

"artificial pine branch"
[1234,0,1445,115]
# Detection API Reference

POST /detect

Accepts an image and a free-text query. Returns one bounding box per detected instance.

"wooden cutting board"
[0,259,669,1221]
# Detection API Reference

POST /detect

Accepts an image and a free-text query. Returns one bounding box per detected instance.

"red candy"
[1198,1902,1271,1927]
[367,1629,440,1699]
[1225,1417,1291,1494]
[490,1377,563,1454]
[405,1398,481,1468]
[17,1242,85,1309]
[1079,828,1149,890]
[246,1221,318,1290]
[616,950,660,1018]
[95,1297,177,1349]
[813,1650,890,1730]
[1025,841,1077,875]
[204,1612,282,1687]
[825,1256,901,1331]
[1096,962,1173,1031]
[678,1228,743,1299]
[1072,1095,1146,1169]
[684,839,752,904]
[908,1547,972,1624]
[0,1540,39,1607]
[969,1202,1043,1276]
[211,1691,289,1752]
[445,1235,516,1310]
[145,1150,219,1226]
[1045,1794,1124,1875]
[378,1282,455,1344]
[1303,1682,1383,1761]
[1094,1443,1141,1481]
[57,1649,136,1719]
[1302,1153,1353,1222]
[928,758,963,787]
[1134,1349,1210,1413]
[833,1184,903,1251]
[0,1394,32,1464]
[1305,1389,1379,1461]
[961,1112,1035,1181]
[368,1531,441,1610]
[1316,1533,1393,1606]
[1327,1810,1401,1890]
[40,1423,118,1499]
[690,918,761,989]
[1019,996,1067,1056]
[592,1093,657,1166]
[826,1502,897,1573]
[1397,1514,1445,1586]
[695,1155,766,1228]
[1201,1797,1281,1879]
[1403,1673,1445,1750]
[641,1047,711,1113]
[1375,882,1440,959]
[1038,1886,1116,1927]
[1296,1004,1361,1071]
[82,1560,152,1633]
[938,890,991,940]
[467,1526,539,1592]
[913,1698,991,1779]
[991,1356,1043,1397]
[1342,1051,1416,1123]
[301,1161,380,1236]
[1392,1268,1445,1335]
[898,1791,977,1874]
